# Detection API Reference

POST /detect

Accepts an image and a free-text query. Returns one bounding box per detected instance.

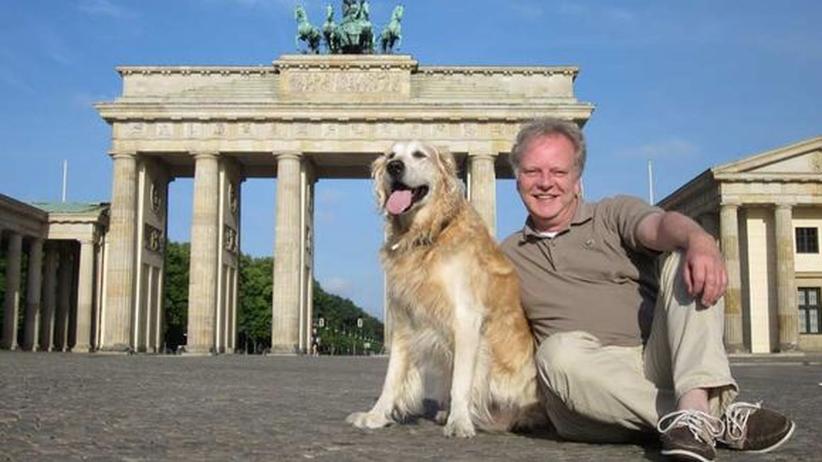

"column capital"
[467,152,497,160]
[108,150,137,160]
[774,202,795,210]
[274,151,302,162]
[192,151,220,161]
[720,201,741,209]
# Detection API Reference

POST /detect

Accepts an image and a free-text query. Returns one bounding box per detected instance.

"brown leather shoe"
[719,402,795,453]
[657,410,725,462]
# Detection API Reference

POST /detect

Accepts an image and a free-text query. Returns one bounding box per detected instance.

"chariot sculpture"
[295,1,404,54]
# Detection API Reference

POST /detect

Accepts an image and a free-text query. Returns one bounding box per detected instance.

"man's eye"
[412,151,426,159]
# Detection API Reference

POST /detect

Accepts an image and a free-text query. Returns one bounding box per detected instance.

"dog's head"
[372,141,461,222]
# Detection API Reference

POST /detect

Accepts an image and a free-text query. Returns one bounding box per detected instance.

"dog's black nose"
[386,160,404,178]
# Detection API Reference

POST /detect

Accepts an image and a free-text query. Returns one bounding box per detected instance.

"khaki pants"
[535,251,738,443]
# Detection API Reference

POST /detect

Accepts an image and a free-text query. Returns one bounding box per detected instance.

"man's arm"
[636,211,727,307]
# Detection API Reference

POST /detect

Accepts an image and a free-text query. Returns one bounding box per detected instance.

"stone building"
[659,136,822,352]
[91,53,593,354]
[0,195,108,352]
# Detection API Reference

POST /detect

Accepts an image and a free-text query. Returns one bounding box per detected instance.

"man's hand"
[637,211,728,306]
[682,233,727,306]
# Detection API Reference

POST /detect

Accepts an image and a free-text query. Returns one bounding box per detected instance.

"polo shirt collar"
[519,198,594,242]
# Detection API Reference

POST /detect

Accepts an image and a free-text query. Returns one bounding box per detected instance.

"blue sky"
[1,0,820,319]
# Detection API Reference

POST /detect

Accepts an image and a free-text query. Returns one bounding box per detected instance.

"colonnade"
[98,146,501,355]
[716,202,800,352]
[0,229,102,352]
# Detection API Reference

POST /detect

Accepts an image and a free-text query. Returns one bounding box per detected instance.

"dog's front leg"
[444,307,482,438]
[347,332,418,429]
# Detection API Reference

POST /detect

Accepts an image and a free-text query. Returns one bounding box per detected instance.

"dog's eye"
[387,153,396,160]
[412,151,426,159]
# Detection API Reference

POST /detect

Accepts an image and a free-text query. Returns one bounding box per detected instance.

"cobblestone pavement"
[1,352,820,461]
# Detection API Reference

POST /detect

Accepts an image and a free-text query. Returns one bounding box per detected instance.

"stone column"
[54,247,74,352]
[468,153,497,235]
[102,152,138,351]
[1,233,23,350]
[38,244,59,351]
[271,153,303,354]
[73,239,96,352]
[22,238,44,351]
[774,203,799,351]
[186,152,220,354]
[719,203,744,352]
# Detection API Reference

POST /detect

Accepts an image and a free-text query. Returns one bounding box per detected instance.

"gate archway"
[95,54,593,354]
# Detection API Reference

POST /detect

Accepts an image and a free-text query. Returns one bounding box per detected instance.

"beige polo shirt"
[501,195,663,347]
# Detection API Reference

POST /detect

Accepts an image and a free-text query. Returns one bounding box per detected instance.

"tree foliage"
[163,241,190,350]
[161,241,383,355]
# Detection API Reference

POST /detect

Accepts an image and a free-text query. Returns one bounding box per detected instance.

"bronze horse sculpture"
[295,5,321,53]
[380,5,403,53]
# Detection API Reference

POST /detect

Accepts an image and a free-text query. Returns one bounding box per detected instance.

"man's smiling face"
[515,133,582,233]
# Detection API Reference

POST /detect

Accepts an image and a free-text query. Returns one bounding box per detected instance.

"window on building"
[798,287,821,334]
[796,227,819,253]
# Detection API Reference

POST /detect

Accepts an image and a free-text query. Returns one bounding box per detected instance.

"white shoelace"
[721,401,761,444]
[657,410,726,444]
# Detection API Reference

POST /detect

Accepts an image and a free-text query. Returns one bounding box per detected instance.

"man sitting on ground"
[500,118,795,461]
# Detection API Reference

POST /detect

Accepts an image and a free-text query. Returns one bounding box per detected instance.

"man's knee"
[536,331,599,389]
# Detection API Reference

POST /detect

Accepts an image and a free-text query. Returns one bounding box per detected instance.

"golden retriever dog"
[346,141,545,438]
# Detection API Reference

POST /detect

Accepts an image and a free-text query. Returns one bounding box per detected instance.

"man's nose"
[536,172,554,189]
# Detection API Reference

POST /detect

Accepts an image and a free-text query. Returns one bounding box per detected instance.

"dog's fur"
[346,141,545,438]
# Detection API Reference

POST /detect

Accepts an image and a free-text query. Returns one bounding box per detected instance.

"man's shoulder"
[592,194,651,210]
[589,195,659,219]
[499,230,524,255]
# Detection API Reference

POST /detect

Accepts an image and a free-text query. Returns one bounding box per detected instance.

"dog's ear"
[371,148,391,209]
[433,145,457,177]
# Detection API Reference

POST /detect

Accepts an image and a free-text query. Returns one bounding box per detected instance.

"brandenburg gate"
[95,54,593,354]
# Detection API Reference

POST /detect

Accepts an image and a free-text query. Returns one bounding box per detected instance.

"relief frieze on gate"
[113,119,520,143]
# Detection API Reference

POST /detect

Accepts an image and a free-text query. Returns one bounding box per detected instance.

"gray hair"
[509,118,587,175]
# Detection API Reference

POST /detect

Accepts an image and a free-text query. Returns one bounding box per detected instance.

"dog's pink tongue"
[386,190,413,215]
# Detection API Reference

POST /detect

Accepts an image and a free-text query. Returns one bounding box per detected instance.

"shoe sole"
[660,448,714,462]
[748,420,796,454]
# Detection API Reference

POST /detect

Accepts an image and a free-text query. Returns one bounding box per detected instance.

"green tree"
[163,241,189,350]
[237,253,273,353]
[312,281,384,355]
[161,240,384,355]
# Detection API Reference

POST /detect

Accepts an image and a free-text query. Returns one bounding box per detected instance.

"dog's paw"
[443,415,475,438]
[346,411,393,429]
[434,409,449,425]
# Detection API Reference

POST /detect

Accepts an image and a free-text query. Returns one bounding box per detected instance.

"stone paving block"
[0,352,819,461]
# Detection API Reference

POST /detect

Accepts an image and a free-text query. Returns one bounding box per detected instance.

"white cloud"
[325,276,353,293]
[508,1,545,19]
[77,0,136,19]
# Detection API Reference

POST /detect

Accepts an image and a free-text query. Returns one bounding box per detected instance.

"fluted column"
[54,247,74,352]
[73,239,96,352]
[468,153,497,235]
[102,152,138,351]
[1,233,23,349]
[271,152,303,354]
[22,238,44,350]
[774,203,799,351]
[186,152,220,354]
[720,203,744,352]
[38,244,59,351]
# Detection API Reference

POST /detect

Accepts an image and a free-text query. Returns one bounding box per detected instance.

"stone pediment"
[713,136,822,177]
